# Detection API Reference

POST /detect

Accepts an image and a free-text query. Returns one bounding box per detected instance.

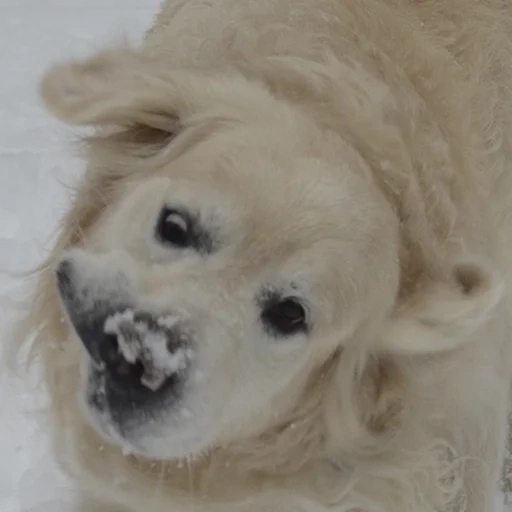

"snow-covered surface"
[0,1,509,511]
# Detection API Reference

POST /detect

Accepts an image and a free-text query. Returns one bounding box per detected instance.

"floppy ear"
[381,258,504,355]
[39,46,279,129]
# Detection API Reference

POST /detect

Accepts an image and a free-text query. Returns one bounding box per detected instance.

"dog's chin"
[80,367,212,460]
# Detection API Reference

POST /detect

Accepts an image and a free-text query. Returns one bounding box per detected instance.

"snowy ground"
[0,1,509,511]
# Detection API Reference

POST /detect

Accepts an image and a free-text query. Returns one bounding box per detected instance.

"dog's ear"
[39,47,277,130]
[40,48,173,130]
[380,258,503,355]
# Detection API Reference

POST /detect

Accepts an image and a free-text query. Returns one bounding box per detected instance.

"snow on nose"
[104,309,193,391]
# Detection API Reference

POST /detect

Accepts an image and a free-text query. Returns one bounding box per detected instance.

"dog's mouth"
[83,358,182,439]
[80,315,194,455]
[79,319,191,450]
[85,349,184,411]
[70,306,194,395]
[55,256,197,445]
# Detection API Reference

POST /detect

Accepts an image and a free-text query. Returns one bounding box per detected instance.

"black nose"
[55,256,191,393]
[56,258,75,299]
[55,257,111,367]
[55,257,141,380]
[98,333,146,388]
[98,310,190,392]
[70,308,186,393]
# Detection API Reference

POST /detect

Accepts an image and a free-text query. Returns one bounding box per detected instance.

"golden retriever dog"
[12,0,512,511]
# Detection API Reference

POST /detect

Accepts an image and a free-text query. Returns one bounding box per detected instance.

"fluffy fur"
[9,1,512,511]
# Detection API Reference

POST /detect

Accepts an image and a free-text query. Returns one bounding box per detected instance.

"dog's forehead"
[165,157,354,242]
[155,119,352,202]
[166,141,353,217]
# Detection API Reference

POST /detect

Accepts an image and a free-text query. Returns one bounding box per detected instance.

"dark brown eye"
[261,298,306,336]
[156,208,190,248]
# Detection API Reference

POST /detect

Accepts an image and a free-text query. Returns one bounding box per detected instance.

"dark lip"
[62,302,132,366]
[86,362,183,411]
[84,367,189,454]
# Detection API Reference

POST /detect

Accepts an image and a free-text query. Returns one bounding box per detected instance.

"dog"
[11,0,512,510]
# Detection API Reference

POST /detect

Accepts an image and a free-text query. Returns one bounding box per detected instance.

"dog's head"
[38,48,503,463]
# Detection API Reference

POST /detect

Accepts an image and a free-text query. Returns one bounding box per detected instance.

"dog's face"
[41,49,501,462]
[55,120,399,459]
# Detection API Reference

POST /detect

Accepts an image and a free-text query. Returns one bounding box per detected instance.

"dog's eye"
[156,208,190,248]
[261,298,307,336]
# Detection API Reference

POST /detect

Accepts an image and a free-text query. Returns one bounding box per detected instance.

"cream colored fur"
[9,1,512,511]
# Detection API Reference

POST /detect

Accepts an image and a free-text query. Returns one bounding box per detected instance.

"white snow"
[104,309,140,363]
[0,1,508,511]
[157,314,179,330]
[139,330,189,391]
[140,331,189,373]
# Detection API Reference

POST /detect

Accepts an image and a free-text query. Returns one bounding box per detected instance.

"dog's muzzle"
[56,255,194,396]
